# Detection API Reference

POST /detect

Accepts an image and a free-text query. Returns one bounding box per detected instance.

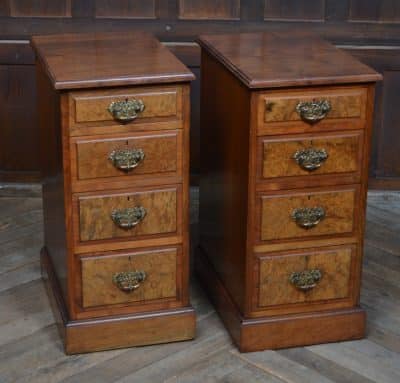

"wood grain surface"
[74,131,181,181]
[264,87,366,123]
[259,187,357,242]
[257,247,353,307]
[81,248,177,308]
[260,131,363,179]
[31,31,195,89]
[78,187,179,242]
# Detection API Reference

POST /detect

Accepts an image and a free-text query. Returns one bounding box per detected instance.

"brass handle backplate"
[108,99,145,123]
[290,269,322,291]
[111,206,147,229]
[296,100,331,124]
[292,207,326,229]
[109,148,145,172]
[113,270,146,293]
[293,148,328,172]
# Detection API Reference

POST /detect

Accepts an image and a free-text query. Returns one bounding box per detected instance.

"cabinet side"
[198,50,251,312]
[37,59,69,306]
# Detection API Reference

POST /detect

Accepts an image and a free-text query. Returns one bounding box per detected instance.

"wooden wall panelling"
[179,0,240,20]
[350,0,400,23]
[0,42,40,181]
[9,0,72,18]
[341,46,400,189]
[95,0,157,19]
[264,0,326,21]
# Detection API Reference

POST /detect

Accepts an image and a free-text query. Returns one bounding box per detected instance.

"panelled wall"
[1,0,400,188]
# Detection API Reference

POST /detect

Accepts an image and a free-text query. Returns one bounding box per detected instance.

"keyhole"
[308,196,311,201]
[127,196,130,201]
[125,140,129,146]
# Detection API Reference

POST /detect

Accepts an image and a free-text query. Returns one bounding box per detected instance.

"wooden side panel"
[260,131,363,179]
[198,50,251,312]
[179,0,240,19]
[258,247,352,307]
[78,187,179,242]
[259,187,357,242]
[81,248,177,308]
[350,0,400,23]
[264,0,326,21]
[73,131,181,181]
[95,0,156,19]
[10,0,71,17]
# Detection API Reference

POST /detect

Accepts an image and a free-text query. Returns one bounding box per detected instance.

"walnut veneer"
[196,31,382,352]
[32,31,195,354]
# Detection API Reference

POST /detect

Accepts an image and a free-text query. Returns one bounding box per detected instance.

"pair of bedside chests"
[32,31,381,354]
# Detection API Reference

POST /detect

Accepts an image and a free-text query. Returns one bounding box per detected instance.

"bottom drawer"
[80,247,178,309]
[255,245,357,314]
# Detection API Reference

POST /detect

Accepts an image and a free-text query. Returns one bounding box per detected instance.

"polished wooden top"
[198,32,382,89]
[31,31,194,90]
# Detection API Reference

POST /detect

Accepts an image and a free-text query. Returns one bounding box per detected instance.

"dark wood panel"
[378,71,400,177]
[341,46,400,188]
[179,0,240,20]
[9,0,71,17]
[0,64,40,178]
[264,0,326,21]
[350,0,400,23]
[95,0,156,19]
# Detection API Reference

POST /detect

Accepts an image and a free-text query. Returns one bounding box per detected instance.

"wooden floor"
[1,185,400,383]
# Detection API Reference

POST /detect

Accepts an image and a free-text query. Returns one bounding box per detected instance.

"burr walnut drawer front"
[258,86,367,136]
[80,247,178,309]
[256,246,355,310]
[77,187,180,243]
[257,186,358,243]
[71,130,182,184]
[259,131,363,180]
[68,85,184,136]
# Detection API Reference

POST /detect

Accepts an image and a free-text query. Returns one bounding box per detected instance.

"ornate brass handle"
[111,206,147,229]
[109,148,145,172]
[292,207,326,229]
[293,148,328,172]
[108,99,145,123]
[290,269,322,291]
[113,270,146,293]
[296,100,331,124]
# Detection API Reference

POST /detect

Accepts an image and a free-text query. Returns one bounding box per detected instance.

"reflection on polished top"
[197,31,382,89]
[31,31,195,90]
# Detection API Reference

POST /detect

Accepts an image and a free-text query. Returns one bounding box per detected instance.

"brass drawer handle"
[109,148,145,172]
[113,270,146,293]
[292,207,325,229]
[293,148,328,172]
[108,99,145,123]
[111,206,147,229]
[296,100,331,124]
[289,269,322,291]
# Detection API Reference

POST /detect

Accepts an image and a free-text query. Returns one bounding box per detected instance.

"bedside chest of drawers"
[196,32,382,352]
[32,32,195,354]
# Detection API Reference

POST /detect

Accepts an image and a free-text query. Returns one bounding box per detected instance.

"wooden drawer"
[257,186,358,243]
[76,186,180,243]
[258,131,363,181]
[71,130,182,188]
[255,246,355,311]
[68,85,184,136]
[257,86,367,136]
[80,247,178,309]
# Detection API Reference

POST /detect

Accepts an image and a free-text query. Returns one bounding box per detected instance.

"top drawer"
[67,85,185,136]
[257,86,368,136]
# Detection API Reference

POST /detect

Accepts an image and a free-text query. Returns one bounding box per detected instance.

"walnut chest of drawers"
[31,31,195,354]
[196,32,382,352]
